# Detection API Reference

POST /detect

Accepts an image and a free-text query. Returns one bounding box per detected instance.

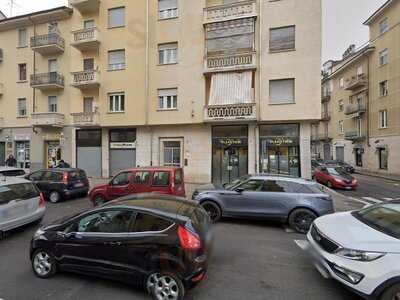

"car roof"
[0,177,32,186]
[250,174,316,185]
[35,168,83,172]
[0,166,24,171]
[115,166,182,173]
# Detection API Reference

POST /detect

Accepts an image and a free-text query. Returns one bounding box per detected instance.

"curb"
[355,172,400,183]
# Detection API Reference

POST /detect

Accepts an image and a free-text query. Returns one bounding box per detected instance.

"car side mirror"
[235,188,245,193]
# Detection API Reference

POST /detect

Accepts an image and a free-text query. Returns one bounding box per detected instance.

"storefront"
[76,129,102,178]
[212,125,248,185]
[46,141,62,168]
[353,145,364,167]
[109,129,136,176]
[259,124,300,177]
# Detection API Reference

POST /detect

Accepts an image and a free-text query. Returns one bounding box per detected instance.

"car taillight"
[39,193,45,207]
[178,226,201,251]
[63,172,69,183]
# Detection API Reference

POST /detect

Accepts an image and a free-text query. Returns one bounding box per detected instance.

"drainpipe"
[145,0,153,166]
[256,0,263,172]
[29,16,38,134]
[366,53,371,147]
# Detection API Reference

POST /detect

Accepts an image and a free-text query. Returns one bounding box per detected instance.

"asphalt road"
[0,194,363,300]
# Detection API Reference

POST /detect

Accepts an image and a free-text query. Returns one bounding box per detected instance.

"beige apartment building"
[313,0,400,177]
[0,0,321,184]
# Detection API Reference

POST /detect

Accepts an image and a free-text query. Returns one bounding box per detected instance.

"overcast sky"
[0,0,388,63]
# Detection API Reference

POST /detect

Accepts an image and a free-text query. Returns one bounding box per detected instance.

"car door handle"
[105,241,122,246]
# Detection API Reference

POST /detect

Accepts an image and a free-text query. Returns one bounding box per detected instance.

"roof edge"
[363,0,394,25]
[0,6,72,24]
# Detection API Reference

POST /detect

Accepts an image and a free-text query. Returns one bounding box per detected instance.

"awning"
[209,71,253,106]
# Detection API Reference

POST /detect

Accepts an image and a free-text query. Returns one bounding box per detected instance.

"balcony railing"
[204,103,256,122]
[204,52,256,73]
[31,113,65,127]
[30,33,65,54]
[71,27,100,51]
[345,74,367,91]
[321,111,331,121]
[345,131,366,141]
[71,111,100,127]
[204,0,257,24]
[311,133,332,142]
[31,72,64,90]
[321,91,331,102]
[69,0,100,14]
[344,103,366,116]
[71,70,100,90]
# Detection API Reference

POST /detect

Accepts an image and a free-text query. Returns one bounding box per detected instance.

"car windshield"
[326,167,347,176]
[224,175,250,190]
[354,203,400,239]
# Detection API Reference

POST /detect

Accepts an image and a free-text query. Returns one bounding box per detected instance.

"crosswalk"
[350,196,400,205]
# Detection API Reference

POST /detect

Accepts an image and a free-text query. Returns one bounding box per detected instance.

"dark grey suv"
[192,175,334,233]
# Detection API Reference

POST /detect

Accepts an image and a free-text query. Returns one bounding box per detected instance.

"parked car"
[25,168,89,203]
[314,166,358,190]
[0,166,27,177]
[30,194,212,300]
[324,160,355,174]
[304,201,400,300]
[192,175,334,233]
[0,177,45,236]
[89,167,186,206]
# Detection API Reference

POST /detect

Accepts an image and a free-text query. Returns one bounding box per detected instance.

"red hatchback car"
[89,167,186,206]
[314,166,358,190]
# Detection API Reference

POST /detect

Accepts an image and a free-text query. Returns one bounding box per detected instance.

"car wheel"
[32,249,57,279]
[380,283,400,300]
[201,201,221,223]
[49,191,61,204]
[93,195,106,207]
[146,272,185,300]
[288,208,317,234]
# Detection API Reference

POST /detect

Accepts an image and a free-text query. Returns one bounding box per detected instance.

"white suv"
[304,202,400,300]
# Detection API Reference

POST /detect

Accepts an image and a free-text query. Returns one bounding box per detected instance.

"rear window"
[0,170,26,177]
[174,169,183,185]
[0,183,39,205]
[42,171,63,182]
[153,171,170,186]
[69,171,83,180]
[132,213,173,232]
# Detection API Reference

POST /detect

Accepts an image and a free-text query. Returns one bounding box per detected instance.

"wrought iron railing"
[31,72,64,87]
[31,33,65,49]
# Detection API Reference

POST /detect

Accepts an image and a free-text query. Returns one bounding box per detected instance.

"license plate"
[75,183,84,188]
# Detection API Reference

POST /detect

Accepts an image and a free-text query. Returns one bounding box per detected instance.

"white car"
[303,202,400,300]
[0,177,46,237]
[0,166,27,178]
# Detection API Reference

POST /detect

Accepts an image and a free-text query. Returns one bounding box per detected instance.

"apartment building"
[0,0,321,184]
[314,0,400,177]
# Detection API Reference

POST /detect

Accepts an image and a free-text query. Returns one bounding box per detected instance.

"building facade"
[0,0,321,184]
[314,0,400,178]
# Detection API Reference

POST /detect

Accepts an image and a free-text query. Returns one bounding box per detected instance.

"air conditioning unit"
[0,49,3,62]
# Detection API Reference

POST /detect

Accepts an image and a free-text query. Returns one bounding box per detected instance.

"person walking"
[5,154,17,167]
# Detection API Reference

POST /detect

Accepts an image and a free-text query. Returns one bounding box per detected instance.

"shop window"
[378,148,388,170]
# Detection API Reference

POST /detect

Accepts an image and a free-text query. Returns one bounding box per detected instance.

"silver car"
[0,177,46,236]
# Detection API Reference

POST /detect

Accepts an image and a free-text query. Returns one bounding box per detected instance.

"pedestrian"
[5,154,17,167]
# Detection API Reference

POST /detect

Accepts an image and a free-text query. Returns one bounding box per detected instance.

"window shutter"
[270,26,295,52]
[108,7,125,28]
[159,0,178,11]
[269,79,295,104]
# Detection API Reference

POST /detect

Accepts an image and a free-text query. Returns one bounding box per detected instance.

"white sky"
[0,0,389,63]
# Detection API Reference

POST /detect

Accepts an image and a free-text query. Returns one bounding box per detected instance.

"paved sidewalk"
[356,170,400,182]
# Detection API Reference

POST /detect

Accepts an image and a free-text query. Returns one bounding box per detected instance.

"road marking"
[348,197,370,205]
[362,197,382,203]
[284,226,296,233]
[382,198,394,201]
[294,239,310,251]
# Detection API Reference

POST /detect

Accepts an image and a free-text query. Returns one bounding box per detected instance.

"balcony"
[321,91,331,103]
[0,83,3,96]
[71,70,100,90]
[345,131,366,142]
[71,111,100,127]
[30,33,65,55]
[345,74,368,91]
[69,0,99,14]
[31,72,64,90]
[31,113,65,127]
[204,52,256,73]
[204,103,256,122]
[321,111,331,121]
[311,133,332,142]
[344,103,366,117]
[71,27,100,51]
[204,0,257,24]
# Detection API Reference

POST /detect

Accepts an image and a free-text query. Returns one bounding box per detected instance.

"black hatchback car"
[25,168,89,203]
[30,195,212,300]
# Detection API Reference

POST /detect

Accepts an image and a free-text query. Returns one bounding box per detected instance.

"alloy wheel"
[33,252,52,277]
[202,203,220,222]
[49,192,60,203]
[293,212,315,233]
[147,273,180,300]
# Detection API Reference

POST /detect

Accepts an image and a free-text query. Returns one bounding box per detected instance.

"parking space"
[0,192,364,300]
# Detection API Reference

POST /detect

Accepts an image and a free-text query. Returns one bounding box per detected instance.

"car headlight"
[336,248,386,261]
[34,228,45,239]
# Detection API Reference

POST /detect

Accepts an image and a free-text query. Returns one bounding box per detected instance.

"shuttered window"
[158,0,178,19]
[269,26,295,52]
[108,50,125,70]
[269,79,295,104]
[18,28,27,47]
[158,43,178,64]
[108,7,125,28]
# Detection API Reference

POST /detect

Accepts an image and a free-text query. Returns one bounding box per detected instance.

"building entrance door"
[46,141,61,168]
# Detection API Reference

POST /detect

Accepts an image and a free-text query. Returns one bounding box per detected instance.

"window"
[379,110,388,129]
[108,93,125,112]
[28,171,44,181]
[379,49,388,66]
[158,0,178,20]
[132,213,172,232]
[111,172,131,186]
[83,97,93,113]
[338,100,344,112]
[108,50,125,70]
[18,28,27,47]
[18,63,27,81]
[158,88,178,110]
[158,43,178,64]
[48,96,58,113]
[134,172,150,184]
[378,148,388,170]
[355,149,363,167]
[84,19,95,29]
[237,180,264,191]
[48,59,58,73]
[269,79,295,104]
[269,26,295,52]
[108,7,125,28]
[163,141,181,166]
[42,171,63,182]
[339,120,344,134]
[262,180,287,193]
[17,98,27,117]
[379,17,389,34]
[0,183,39,205]
[83,58,94,71]
[356,65,363,76]
[153,171,170,186]
[77,210,133,233]
[379,80,388,97]
[339,78,344,89]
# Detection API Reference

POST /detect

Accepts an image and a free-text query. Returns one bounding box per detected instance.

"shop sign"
[264,136,299,147]
[110,142,136,149]
[213,138,248,147]
[14,134,31,141]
